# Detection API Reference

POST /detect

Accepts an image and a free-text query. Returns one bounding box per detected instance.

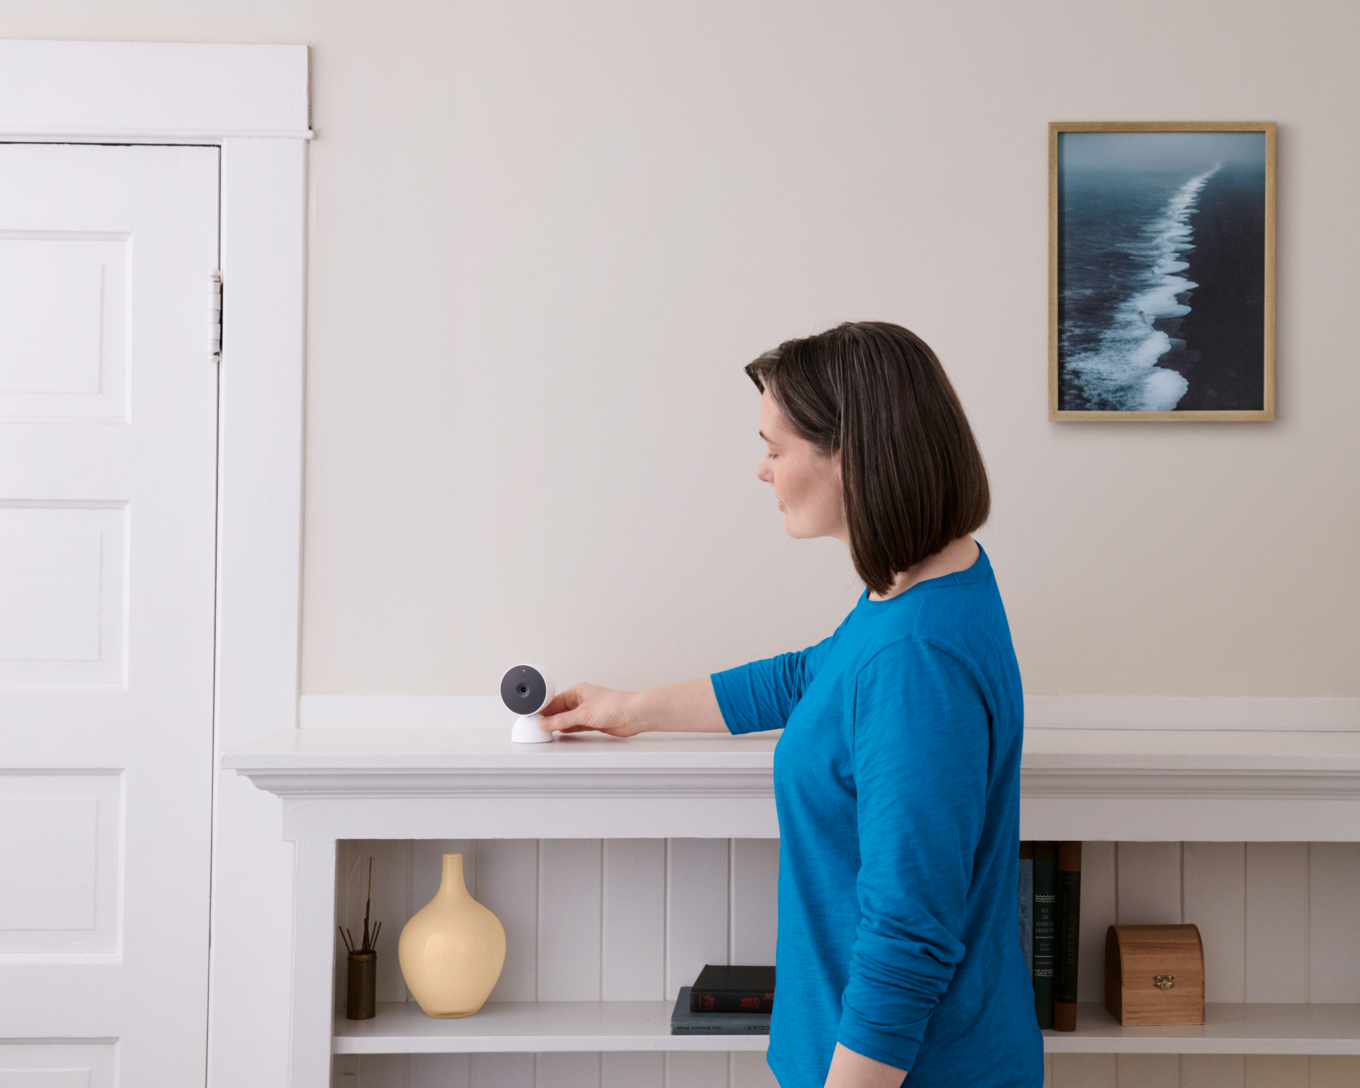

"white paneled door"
[0,145,219,1087]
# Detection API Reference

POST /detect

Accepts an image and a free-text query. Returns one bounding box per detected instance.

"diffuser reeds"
[339,857,381,954]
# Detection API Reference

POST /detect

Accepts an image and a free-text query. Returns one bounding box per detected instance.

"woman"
[538,322,1043,1088]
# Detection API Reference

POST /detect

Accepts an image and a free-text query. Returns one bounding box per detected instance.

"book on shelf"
[689,964,775,1013]
[1053,841,1082,1032]
[1018,840,1034,978]
[1031,841,1056,1030]
[671,987,771,1034]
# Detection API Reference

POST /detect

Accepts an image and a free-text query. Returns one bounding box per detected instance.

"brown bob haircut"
[746,321,990,596]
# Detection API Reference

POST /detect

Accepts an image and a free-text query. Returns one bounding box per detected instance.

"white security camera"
[501,664,557,744]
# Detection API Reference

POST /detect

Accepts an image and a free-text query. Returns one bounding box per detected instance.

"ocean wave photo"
[1054,129,1270,416]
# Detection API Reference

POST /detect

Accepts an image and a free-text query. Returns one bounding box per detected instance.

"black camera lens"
[501,666,547,715]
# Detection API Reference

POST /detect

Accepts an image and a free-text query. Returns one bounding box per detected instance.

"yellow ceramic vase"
[398,853,506,1018]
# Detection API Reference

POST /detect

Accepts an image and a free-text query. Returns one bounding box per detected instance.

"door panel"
[0,144,219,1087]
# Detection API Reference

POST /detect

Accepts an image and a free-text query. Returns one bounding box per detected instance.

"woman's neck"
[868,536,979,601]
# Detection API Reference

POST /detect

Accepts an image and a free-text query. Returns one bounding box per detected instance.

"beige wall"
[5,0,1357,697]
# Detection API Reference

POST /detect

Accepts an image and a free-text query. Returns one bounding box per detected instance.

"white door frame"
[0,40,308,1088]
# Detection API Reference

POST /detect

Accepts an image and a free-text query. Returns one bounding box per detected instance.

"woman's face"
[757,389,846,542]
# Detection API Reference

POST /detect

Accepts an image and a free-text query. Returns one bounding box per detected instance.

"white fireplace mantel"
[225,725,1360,844]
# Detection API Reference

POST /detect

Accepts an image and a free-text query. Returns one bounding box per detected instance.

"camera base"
[510,713,555,744]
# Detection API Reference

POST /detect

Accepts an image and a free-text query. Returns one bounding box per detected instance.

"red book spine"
[689,990,775,1013]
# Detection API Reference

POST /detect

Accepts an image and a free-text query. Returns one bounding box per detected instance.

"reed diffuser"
[339,858,382,1020]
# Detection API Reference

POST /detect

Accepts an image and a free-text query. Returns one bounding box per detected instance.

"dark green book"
[1053,842,1082,1031]
[1031,841,1057,1029]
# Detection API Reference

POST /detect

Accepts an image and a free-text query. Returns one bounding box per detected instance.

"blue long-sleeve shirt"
[711,545,1043,1088]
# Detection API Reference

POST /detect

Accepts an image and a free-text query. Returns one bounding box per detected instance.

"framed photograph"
[1049,122,1275,421]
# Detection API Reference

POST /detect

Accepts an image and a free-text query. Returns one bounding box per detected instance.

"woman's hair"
[745,321,990,596]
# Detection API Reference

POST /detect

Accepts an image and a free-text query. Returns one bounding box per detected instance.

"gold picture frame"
[1049,122,1276,421]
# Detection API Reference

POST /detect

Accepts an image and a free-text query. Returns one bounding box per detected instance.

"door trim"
[0,40,307,1088]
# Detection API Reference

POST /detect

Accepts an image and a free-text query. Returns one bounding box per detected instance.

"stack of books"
[670,965,775,1035]
[1019,841,1082,1031]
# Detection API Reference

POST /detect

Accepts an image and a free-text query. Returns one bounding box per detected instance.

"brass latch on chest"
[1154,975,1175,990]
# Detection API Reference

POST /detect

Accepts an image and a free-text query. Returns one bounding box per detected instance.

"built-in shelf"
[334,1001,768,1054]
[333,1000,1360,1057]
[1044,1003,1360,1055]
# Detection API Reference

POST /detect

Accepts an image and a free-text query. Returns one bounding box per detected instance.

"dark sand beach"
[1153,163,1267,411]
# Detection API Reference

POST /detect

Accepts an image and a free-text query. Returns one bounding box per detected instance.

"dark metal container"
[346,950,377,1020]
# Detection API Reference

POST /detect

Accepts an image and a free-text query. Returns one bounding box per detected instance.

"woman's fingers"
[539,685,584,720]
[537,683,639,736]
[539,683,600,733]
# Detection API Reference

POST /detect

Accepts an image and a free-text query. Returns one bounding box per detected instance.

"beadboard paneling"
[667,839,730,1001]
[1310,1056,1360,1088]
[1183,842,1246,1004]
[1121,1054,1181,1088]
[730,1050,779,1088]
[1181,1054,1243,1088]
[1117,841,1183,925]
[476,839,538,1003]
[471,1052,533,1088]
[411,1053,471,1088]
[1078,841,1116,1004]
[666,1051,728,1088]
[1244,1054,1308,1088]
[1245,843,1309,1003]
[1308,843,1360,1003]
[731,838,779,968]
[1052,1053,1118,1087]
[535,1051,599,1087]
[602,1050,662,1088]
[351,1053,403,1088]
[602,838,665,1000]
[538,840,602,1001]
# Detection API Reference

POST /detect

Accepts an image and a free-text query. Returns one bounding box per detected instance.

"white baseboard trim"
[1025,695,1360,731]
[300,695,511,730]
[299,694,1360,732]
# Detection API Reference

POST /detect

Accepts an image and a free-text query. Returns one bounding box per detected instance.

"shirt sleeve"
[709,631,839,735]
[836,637,990,1072]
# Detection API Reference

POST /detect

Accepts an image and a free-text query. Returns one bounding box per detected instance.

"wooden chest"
[1104,924,1205,1026]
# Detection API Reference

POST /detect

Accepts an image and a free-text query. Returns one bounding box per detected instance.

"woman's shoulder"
[851,578,1016,687]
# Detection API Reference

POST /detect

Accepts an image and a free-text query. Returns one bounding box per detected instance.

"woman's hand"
[538,684,643,737]
[537,678,729,736]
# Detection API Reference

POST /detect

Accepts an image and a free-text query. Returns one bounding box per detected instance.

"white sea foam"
[1066,164,1221,411]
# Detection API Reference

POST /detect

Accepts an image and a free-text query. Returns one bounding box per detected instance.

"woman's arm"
[539,630,842,738]
[537,678,727,736]
[836,640,989,1073]
[824,1043,906,1088]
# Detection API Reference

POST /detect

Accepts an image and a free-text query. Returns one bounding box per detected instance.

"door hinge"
[211,271,223,358]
